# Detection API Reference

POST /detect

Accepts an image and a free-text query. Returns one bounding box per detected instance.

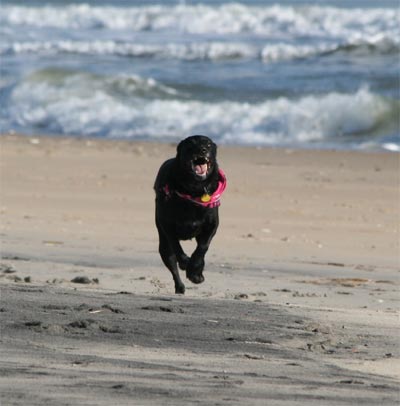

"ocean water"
[0,0,399,151]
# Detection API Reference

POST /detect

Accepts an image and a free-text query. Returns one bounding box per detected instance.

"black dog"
[154,135,226,294]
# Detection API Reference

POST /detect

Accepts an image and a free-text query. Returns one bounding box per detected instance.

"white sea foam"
[5,70,395,147]
[382,143,400,152]
[2,34,398,62]
[263,34,400,61]
[2,3,398,65]
[0,40,259,61]
[1,4,397,39]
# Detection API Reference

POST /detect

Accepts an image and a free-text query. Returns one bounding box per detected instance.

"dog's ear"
[176,139,183,158]
[176,137,192,159]
[212,140,217,156]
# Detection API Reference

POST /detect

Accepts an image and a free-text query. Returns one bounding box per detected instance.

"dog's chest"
[171,204,205,240]
[175,219,203,240]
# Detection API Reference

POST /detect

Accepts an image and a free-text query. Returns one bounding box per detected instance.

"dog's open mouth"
[192,157,210,178]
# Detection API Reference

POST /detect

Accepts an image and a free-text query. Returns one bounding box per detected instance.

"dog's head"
[176,135,217,181]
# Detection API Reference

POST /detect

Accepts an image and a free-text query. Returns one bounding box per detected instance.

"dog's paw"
[186,272,205,284]
[186,256,205,284]
[187,256,205,273]
[175,283,185,294]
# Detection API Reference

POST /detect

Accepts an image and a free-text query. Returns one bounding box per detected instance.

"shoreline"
[1,133,399,405]
[2,131,398,154]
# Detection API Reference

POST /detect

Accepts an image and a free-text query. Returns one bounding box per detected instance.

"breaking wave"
[2,35,398,62]
[2,3,398,64]
[1,4,398,38]
[2,69,397,149]
[0,40,258,61]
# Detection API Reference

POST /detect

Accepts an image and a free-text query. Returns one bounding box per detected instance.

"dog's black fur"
[154,135,220,294]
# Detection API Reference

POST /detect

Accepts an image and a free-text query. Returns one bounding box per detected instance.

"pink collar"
[164,168,227,208]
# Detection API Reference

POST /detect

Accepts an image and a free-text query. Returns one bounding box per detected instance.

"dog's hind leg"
[158,231,186,294]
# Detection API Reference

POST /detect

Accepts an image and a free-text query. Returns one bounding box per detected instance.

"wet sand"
[0,134,399,405]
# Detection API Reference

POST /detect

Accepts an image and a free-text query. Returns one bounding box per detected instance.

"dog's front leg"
[174,242,190,271]
[157,229,186,294]
[186,214,219,284]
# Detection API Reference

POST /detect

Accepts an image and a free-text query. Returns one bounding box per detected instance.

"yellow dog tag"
[201,194,211,203]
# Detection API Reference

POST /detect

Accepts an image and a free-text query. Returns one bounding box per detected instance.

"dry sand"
[0,134,399,405]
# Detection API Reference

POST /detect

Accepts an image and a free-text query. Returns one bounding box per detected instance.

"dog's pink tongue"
[195,164,208,175]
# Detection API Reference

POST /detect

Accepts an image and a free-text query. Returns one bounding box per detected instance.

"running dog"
[154,135,226,294]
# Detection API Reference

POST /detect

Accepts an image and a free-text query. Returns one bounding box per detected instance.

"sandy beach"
[0,134,399,405]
